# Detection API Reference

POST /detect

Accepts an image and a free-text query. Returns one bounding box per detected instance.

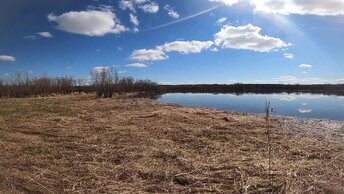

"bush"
[0,69,160,99]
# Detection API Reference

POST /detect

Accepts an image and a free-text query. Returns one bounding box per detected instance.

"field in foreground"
[0,94,344,193]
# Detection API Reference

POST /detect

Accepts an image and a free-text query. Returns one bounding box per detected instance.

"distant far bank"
[158,83,344,96]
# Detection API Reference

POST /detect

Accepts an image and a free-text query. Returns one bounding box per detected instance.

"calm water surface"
[158,93,344,120]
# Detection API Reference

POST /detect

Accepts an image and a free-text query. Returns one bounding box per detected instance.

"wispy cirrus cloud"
[142,5,220,32]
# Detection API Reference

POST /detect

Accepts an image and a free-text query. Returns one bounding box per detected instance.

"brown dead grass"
[0,94,343,193]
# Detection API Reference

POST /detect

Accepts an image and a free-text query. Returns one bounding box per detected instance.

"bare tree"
[90,67,119,98]
[76,78,86,94]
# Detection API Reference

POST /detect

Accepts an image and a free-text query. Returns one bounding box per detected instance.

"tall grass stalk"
[264,98,272,183]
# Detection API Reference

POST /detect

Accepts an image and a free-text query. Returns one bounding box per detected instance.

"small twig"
[174,166,200,177]
[26,175,55,194]
[25,168,50,184]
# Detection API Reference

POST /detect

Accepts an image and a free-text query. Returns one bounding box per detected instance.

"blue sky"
[1,0,344,84]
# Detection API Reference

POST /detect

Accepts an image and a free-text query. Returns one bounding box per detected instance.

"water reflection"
[158,93,344,120]
[298,108,313,113]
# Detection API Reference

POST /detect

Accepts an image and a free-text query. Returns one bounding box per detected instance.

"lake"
[158,93,344,120]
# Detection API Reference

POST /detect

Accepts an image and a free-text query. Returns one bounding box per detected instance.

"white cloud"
[216,17,227,25]
[37,31,54,38]
[299,64,312,69]
[93,66,109,72]
[284,53,294,59]
[119,0,135,12]
[209,0,239,6]
[134,0,148,4]
[48,9,127,36]
[209,0,344,16]
[158,40,214,54]
[129,49,168,61]
[251,0,344,16]
[129,13,139,26]
[129,40,214,62]
[126,63,148,67]
[211,47,219,52]
[133,27,139,33]
[214,24,289,52]
[139,2,159,13]
[164,4,180,19]
[0,55,16,62]
[119,0,159,14]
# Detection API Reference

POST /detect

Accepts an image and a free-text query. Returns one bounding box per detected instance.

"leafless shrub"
[76,78,86,94]
[89,67,160,98]
[0,69,159,98]
[0,73,75,98]
[116,76,135,94]
[90,67,118,98]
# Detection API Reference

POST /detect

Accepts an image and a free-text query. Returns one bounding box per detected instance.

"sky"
[1,0,344,84]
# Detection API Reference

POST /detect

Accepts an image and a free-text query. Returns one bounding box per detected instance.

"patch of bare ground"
[0,94,343,193]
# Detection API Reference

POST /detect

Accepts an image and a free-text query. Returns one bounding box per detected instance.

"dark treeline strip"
[2,70,344,98]
[0,70,159,98]
[158,84,344,96]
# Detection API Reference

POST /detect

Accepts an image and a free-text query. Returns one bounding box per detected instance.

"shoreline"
[158,92,344,121]
[1,94,343,193]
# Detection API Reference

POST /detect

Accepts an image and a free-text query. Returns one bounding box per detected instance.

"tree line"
[158,83,344,96]
[0,68,160,98]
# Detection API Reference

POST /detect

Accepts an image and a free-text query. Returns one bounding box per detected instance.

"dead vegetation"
[0,94,343,193]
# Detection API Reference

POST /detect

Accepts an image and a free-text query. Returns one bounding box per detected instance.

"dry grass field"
[0,94,343,193]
